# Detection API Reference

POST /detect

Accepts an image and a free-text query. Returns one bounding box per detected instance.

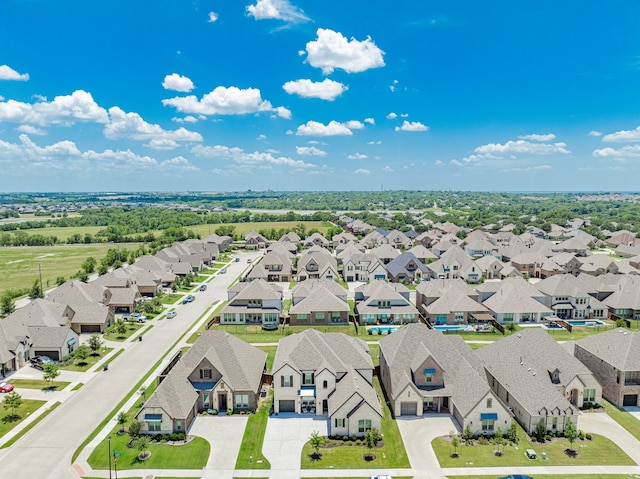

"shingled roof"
[576,328,640,371]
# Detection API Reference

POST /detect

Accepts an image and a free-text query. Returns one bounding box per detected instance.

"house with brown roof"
[303,232,330,249]
[246,250,293,282]
[220,279,282,329]
[385,230,413,250]
[379,324,510,435]
[289,280,349,326]
[416,279,488,325]
[296,249,339,281]
[355,280,419,325]
[272,329,381,437]
[46,280,115,333]
[136,331,266,434]
[245,230,270,250]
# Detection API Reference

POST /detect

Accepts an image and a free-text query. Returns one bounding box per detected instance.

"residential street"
[0,252,258,479]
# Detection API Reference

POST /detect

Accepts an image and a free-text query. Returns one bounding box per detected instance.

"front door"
[219,393,227,411]
[442,397,449,411]
[322,399,328,414]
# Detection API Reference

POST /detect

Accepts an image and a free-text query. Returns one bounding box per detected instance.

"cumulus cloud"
[499,165,552,173]
[474,139,569,155]
[208,11,219,22]
[0,65,29,81]
[296,146,326,156]
[367,140,382,145]
[592,145,640,159]
[282,78,347,101]
[602,126,640,142]
[344,120,365,130]
[588,130,602,137]
[17,125,47,136]
[172,115,198,123]
[295,120,357,136]
[386,112,397,119]
[163,86,290,118]
[435,160,444,166]
[159,156,199,172]
[389,79,399,92]
[518,133,556,142]
[382,165,394,172]
[354,168,370,175]
[192,144,318,169]
[348,153,367,160]
[395,120,429,132]
[162,73,195,92]
[246,0,309,22]
[304,28,385,74]
[364,118,374,125]
[104,106,202,150]
[0,90,109,126]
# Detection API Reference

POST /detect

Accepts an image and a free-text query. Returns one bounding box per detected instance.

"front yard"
[234,390,272,470]
[0,399,46,438]
[60,347,114,372]
[103,323,145,342]
[7,379,70,391]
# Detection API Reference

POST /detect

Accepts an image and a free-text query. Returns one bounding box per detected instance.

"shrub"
[579,431,585,441]
[478,436,489,445]
[226,408,233,415]
[586,433,592,440]
[350,435,357,442]
[128,420,142,437]
[368,329,373,335]
[583,401,592,409]
[377,329,382,335]
[343,435,349,441]
[211,409,218,415]
[545,434,552,441]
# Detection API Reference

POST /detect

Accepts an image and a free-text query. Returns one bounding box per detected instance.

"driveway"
[396,415,458,479]
[263,413,329,477]
[626,405,640,421]
[578,410,640,464]
[189,415,248,479]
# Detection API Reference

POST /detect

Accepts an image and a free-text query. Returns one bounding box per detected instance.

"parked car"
[199,284,207,291]
[220,268,227,274]
[131,312,147,322]
[369,476,393,479]
[0,382,15,393]
[187,295,195,302]
[498,476,534,479]
[166,311,177,319]
[235,257,240,262]
[247,258,252,263]
[121,313,131,321]
[30,356,55,370]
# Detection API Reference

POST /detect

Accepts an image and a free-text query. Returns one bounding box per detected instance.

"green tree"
[42,361,60,387]
[534,419,546,442]
[309,430,324,459]
[55,276,66,286]
[507,420,519,444]
[87,333,103,354]
[73,345,90,365]
[117,411,128,432]
[494,428,504,455]
[29,279,44,299]
[450,432,460,457]
[128,419,141,437]
[364,429,378,459]
[134,435,150,459]
[564,417,578,451]
[3,391,22,419]
[114,319,127,336]
[81,257,96,274]
[1,291,16,317]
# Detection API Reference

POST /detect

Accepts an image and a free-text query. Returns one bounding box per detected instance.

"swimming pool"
[368,326,399,334]
[434,324,473,332]
[565,319,605,327]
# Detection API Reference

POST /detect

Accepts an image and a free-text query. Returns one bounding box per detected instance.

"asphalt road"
[0,251,259,479]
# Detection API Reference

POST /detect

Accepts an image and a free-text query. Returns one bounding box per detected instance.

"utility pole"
[38,262,43,296]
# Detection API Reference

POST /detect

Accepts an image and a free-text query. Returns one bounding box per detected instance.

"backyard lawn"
[257,346,277,373]
[235,391,272,470]
[215,324,360,344]
[0,399,46,438]
[300,378,410,469]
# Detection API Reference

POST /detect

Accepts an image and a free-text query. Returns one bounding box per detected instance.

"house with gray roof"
[535,274,608,320]
[46,280,115,333]
[426,245,482,283]
[416,279,488,325]
[247,250,293,282]
[575,329,640,407]
[296,249,339,281]
[407,244,438,265]
[478,328,601,434]
[464,239,499,258]
[137,330,266,434]
[385,230,413,250]
[332,232,358,249]
[478,277,552,323]
[355,280,419,325]
[220,279,282,329]
[342,252,387,282]
[289,280,349,326]
[303,232,330,249]
[474,255,505,279]
[0,320,31,377]
[385,252,427,283]
[272,329,381,437]
[245,230,270,250]
[369,243,400,264]
[360,230,387,249]
[379,324,510,434]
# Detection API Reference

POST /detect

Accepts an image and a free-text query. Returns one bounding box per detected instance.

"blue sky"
[1,0,640,192]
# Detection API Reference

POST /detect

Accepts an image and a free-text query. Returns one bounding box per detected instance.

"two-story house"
[296,249,339,281]
[246,250,293,282]
[385,252,427,283]
[289,280,349,326]
[477,277,552,323]
[355,280,419,325]
[536,274,608,320]
[220,279,282,330]
[341,252,387,283]
[415,279,488,325]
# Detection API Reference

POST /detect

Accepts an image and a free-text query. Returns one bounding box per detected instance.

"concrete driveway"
[188,415,248,478]
[263,413,329,477]
[578,410,640,464]
[396,415,458,479]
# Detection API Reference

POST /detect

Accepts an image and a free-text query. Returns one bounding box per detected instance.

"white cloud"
[364,118,375,125]
[354,168,370,175]
[257,134,267,140]
[171,115,198,123]
[588,130,602,137]
[0,65,29,81]
[348,153,367,160]
[17,125,47,135]
[435,160,444,166]
[518,133,556,142]
[304,28,385,74]
[592,145,640,159]
[296,146,327,156]
[104,106,202,149]
[395,120,429,132]
[344,120,365,130]
[282,78,347,101]
[450,159,462,166]
[246,0,309,22]
[159,156,199,172]
[367,140,382,145]
[295,120,355,136]
[386,112,397,119]
[400,113,409,118]
[208,11,219,22]
[163,86,290,118]
[0,90,109,126]
[382,166,394,172]
[162,73,195,93]
[192,144,318,169]
[602,126,640,142]
[474,139,569,155]
[499,165,552,173]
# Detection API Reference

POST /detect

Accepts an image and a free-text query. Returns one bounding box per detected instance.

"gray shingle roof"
[576,328,640,371]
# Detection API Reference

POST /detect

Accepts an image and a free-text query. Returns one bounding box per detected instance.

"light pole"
[107,436,112,479]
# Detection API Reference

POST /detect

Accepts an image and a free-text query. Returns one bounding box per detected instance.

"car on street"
[369,476,393,479]
[498,476,535,479]
[166,311,177,319]
[247,258,252,263]
[187,295,195,302]
[0,382,15,393]
[30,355,55,370]
[199,284,207,291]
[235,257,240,262]
[220,268,227,274]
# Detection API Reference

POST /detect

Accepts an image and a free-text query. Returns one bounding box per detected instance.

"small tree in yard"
[42,361,60,388]
[128,419,141,438]
[3,391,22,419]
[73,345,90,365]
[134,435,150,460]
[564,418,578,455]
[450,432,461,458]
[114,319,127,336]
[0,291,15,317]
[494,428,504,456]
[507,420,519,444]
[87,333,103,355]
[309,430,324,460]
[117,411,128,433]
[534,419,547,442]
[29,279,44,299]
[364,429,379,460]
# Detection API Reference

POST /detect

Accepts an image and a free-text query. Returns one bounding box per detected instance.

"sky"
[1,0,640,192]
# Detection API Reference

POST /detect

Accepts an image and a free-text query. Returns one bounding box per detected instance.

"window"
[335,418,345,427]
[203,394,210,407]
[423,397,434,409]
[503,313,514,322]
[506,392,510,403]
[552,417,558,430]
[486,398,492,408]
[281,375,293,387]
[176,420,182,431]
[303,372,314,385]
[148,421,161,432]
[235,394,249,409]
[200,369,212,379]
[296,314,307,323]
[481,419,495,431]
[583,389,596,402]
[323,380,328,389]
[358,419,372,433]
[425,373,433,383]
[315,312,325,321]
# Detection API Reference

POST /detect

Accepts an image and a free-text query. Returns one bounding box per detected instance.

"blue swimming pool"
[368,326,398,334]
[434,324,473,332]
[565,319,605,327]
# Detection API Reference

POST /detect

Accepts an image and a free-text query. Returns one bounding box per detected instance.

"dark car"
[199,284,207,291]
[498,476,535,479]
[30,356,55,370]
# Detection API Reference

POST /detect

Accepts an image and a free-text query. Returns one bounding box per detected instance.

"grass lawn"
[301,378,410,469]
[189,221,332,238]
[103,323,144,341]
[0,243,142,296]
[602,399,640,441]
[447,476,633,479]
[0,399,46,438]
[60,348,113,372]
[450,323,614,343]
[367,343,380,367]
[235,391,272,470]
[161,294,182,305]
[72,382,84,391]
[216,324,360,344]
[1,401,60,448]
[257,346,277,373]
[432,432,634,467]
[87,434,209,470]
[7,379,70,390]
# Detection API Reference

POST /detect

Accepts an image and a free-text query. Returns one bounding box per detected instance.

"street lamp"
[107,436,112,479]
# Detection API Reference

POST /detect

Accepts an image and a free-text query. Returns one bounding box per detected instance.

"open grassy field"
[0,243,142,295]
[4,225,107,241]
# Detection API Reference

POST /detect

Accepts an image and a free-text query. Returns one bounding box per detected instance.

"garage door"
[34,351,60,361]
[279,400,295,413]
[400,402,417,416]
[623,394,638,407]
[81,325,101,333]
